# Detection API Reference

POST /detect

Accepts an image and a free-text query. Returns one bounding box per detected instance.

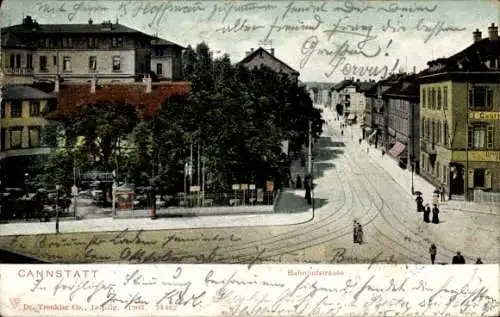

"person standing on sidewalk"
[353,221,359,243]
[429,244,437,264]
[431,204,440,224]
[356,223,364,244]
[440,184,446,202]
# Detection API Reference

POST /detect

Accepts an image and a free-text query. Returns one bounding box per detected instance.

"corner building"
[418,23,500,200]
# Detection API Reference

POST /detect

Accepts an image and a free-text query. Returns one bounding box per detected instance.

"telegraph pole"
[308,121,312,174]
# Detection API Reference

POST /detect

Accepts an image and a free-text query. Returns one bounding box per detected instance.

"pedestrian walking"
[358,138,362,145]
[341,130,344,136]
[440,184,446,202]
[423,204,431,223]
[429,244,437,264]
[366,146,369,154]
[353,220,359,243]
[356,223,364,244]
[381,149,385,158]
[452,251,466,264]
[415,194,424,212]
[431,204,440,224]
[476,257,483,264]
[296,175,302,189]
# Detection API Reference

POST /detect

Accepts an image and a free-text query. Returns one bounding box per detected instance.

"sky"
[1,0,499,82]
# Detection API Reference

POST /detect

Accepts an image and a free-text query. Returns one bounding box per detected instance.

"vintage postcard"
[0,0,499,316]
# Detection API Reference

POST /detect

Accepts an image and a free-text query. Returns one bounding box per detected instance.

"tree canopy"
[41,42,323,194]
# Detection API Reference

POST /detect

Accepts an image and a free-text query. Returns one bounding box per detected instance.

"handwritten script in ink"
[12,265,499,316]
[26,0,472,79]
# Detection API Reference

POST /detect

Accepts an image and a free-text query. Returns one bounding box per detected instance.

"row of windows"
[0,127,41,150]
[421,119,449,147]
[421,118,495,149]
[88,56,122,72]
[421,154,448,185]
[38,37,124,49]
[422,86,448,110]
[9,54,123,72]
[423,86,494,111]
[1,101,41,118]
[389,115,408,134]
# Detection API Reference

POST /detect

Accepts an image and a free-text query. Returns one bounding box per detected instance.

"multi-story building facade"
[1,16,184,84]
[238,47,299,82]
[385,75,420,171]
[418,23,500,199]
[0,85,57,186]
[150,38,183,81]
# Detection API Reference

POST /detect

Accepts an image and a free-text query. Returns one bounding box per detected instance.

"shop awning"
[347,114,357,120]
[389,142,406,157]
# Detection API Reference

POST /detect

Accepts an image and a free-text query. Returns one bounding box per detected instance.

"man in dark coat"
[429,244,437,264]
[452,251,466,264]
[423,204,431,223]
[304,174,312,205]
[415,195,424,212]
[431,204,440,224]
[353,220,359,243]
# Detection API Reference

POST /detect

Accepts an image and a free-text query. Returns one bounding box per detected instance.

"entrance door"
[156,63,163,76]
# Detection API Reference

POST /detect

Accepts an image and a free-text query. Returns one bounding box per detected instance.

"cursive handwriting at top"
[36,1,109,22]
[263,14,323,42]
[207,2,278,23]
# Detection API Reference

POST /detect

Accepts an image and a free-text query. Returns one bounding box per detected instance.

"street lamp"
[410,156,415,195]
[55,184,60,234]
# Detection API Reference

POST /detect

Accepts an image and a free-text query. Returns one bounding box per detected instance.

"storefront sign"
[469,112,500,120]
[452,151,500,162]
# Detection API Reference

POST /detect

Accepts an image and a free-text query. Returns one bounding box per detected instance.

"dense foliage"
[40,43,323,194]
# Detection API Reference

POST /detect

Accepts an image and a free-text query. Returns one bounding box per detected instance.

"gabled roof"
[1,85,56,100]
[419,36,500,78]
[151,38,185,49]
[384,75,419,100]
[238,47,299,76]
[44,82,191,119]
[2,20,147,35]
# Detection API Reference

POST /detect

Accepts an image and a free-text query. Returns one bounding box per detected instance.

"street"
[0,107,498,265]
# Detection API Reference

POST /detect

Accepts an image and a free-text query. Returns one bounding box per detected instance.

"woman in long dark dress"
[353,221,359,243]
[423,204,431,223]
[356,224,364,244]
[431,204,440,224]
[416,195,424,212]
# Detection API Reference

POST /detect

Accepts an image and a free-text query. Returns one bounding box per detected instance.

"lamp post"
[55,184,60,234]
[410,156,415,195]
[112,170,117,217]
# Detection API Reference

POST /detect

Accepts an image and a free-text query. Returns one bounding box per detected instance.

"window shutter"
[487,126,494,149]
[468,169,474,188]
[468,89,473,109]
[484,169,492,189]
[487,88,492,108]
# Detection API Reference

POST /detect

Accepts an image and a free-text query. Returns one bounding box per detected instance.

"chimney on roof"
[88,18,93,25]
[54,77,59,93]
[473,29,482,43]
[90,77,96,94]
[270,48,275,55]
[488,23,498,41]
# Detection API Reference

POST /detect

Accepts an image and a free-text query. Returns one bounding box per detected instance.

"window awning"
[389,142,406,157]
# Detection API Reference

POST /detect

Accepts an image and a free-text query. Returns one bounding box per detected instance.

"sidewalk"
[357,128,498,216]
[320,105,499,216]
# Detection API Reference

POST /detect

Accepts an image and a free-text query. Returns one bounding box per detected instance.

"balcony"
[4,68,34,76]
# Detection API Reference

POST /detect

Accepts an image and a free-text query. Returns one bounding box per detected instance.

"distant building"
[1,16,184,85]
[418,23,500,199]
[0,85,57,187]
[331,78,374,123]
[238,47,299,82]
[384,75,420,171]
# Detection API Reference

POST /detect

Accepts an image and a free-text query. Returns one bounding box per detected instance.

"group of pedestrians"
[415,193,440,224]
[428,245,484,264]
[353,220,364,244]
